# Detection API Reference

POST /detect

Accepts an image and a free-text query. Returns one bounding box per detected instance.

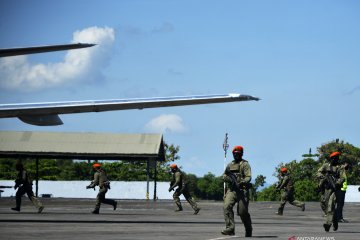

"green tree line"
[1,139,359,201]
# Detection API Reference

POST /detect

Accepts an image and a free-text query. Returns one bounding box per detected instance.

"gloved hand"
[168,187,173,192]
[86,185,92,189]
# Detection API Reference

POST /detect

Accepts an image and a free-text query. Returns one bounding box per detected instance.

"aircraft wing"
[0,93,259,126]
[0,43,96,57]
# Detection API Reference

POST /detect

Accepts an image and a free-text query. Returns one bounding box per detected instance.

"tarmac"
[0,198,359,240]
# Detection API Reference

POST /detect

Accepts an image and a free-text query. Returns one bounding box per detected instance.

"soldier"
[275,167,305,215]
[222,146,252,237]
[168,164,200,214]
[86,163,117,214]
[11,162,44,213]
[316,151,346,232]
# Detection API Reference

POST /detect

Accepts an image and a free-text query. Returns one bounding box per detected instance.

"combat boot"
[276,208,283,215]
[323,224,331,232]
[11,207,20,212]
[333,221,338,231]
[113,201,117,211]
[245,228,252,237]
[301,204,305,211]
[221,228,235,235]
[37,206,44,213]
[92,209,99,214]
[193,208,200,215]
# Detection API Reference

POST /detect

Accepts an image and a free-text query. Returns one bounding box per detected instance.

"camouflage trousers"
[15,185,43,210]
[278,190,304,214]
[95,187,116,210]
[173,188,199,211]
[323,189,339,226]
[223,189,252,232]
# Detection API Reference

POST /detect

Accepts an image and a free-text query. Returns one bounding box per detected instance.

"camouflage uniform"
[276,173,305,215]
[12,168,44,213]
[88,168,117,214]
[222,159,252,237]
[169,168,200,214]
[316,161,345,231]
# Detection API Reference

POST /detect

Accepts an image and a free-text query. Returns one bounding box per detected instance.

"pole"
[146,159,150,200]
[35,158,39,197]
[222,133,229,196]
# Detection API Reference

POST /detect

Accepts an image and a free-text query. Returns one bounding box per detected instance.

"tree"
[256,184,280,201]
[197,172,223,200]
[251,175,266,201]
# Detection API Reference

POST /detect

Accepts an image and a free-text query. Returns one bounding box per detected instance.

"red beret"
[92,163,101,168]
[232,146,244,152]
[330,152,341,158]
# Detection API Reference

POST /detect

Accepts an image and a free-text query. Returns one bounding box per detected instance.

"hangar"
[0,131,165,200]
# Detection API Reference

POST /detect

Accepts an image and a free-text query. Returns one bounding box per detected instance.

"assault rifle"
[325,172,337,191]
[224,167,238,190]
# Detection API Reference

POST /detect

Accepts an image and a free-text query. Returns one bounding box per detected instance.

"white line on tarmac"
[206,236,239,240]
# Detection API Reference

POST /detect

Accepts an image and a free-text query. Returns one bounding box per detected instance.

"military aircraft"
[0,43,259,126]
[0,43,96,57]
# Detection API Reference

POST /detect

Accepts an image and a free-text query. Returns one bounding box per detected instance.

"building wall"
[1,180,359,202]
[0,180,178,199]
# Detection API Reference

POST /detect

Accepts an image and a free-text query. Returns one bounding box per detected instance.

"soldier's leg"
[173,190,183,211]
[238,190,252,237]
[288,191,305,210]
[182,189,199,211]
[222,190,237,234]
[277,191,287,215]
[13,186,26,211]
[25,187,43,211]
[92,190,104,213]
[98,188,116,207]
[320,192,327,215]
[324,191,336,231]
[335,190,345,220]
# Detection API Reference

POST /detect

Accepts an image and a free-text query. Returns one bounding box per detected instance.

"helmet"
[280,167,287,173]
[330,152,340,158]
[232,146,244,153]
[170,164,178,169]
[92,163,101,168]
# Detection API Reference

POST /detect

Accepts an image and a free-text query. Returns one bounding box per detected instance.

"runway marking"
[206,236,239,240]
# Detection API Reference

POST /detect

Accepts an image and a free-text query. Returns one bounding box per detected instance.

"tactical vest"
[228,160,249,182]
[96,169,109,188]
[173,170,187,188]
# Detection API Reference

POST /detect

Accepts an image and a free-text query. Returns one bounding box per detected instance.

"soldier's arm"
[277,175,289,190]
[223,166,233,183]
[169,172,181,190]
[316,164,327,178]
[336,168,346,187]
[88,172,99,188]
[241,162,252,183]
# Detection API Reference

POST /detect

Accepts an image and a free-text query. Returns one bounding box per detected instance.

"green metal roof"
[0,131,165,161]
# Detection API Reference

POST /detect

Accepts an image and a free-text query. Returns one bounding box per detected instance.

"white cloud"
[0,26,115,91]
[144,114,187,133]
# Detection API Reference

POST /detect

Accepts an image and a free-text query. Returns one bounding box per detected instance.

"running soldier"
[11,162,44,213]
[86,163,117,214]
[275,167,305,215]
[168,164,200,214]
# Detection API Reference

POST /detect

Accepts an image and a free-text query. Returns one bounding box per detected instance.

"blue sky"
[1,1,359,184]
